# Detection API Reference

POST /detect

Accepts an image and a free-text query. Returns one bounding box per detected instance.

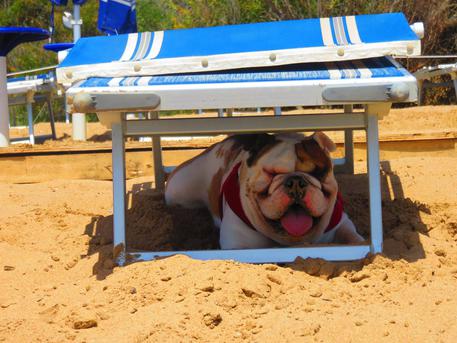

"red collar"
[219,162,344,234]
[220,163,254,228]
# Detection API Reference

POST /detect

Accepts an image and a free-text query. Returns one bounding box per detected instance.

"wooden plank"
[0,137,455,183]
[0,129,456,157]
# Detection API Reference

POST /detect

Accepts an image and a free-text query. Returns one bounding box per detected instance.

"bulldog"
[165,132,364,249]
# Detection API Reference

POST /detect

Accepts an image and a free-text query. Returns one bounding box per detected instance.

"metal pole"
[343,105,354,174]
[417,80,424,106]
[7,65,57,77]
[71,3,86,140]
[72,112,87,140]
[65,99,70,123]
[0,56,10,147]
[47,96,57,140]
[453,78,457,102]
[366,113,383,254]
[151,112,165,191]
[112,116,127,266]
[73,4,81,42]
[26,101,35,145]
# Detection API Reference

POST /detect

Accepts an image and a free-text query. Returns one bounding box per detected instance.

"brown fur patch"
[223,145,242,167]
[207,168,224,219]
[215,145,225,158]
[295,157,316,173]
[295,139,332,180]
[231,134,279,167]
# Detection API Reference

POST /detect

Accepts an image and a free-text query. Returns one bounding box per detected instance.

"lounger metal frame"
[65,56,417,265]
[414,63,457,104]
[104,103,388,266]
[7,75,57,144]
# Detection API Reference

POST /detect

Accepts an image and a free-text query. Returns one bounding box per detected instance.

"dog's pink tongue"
[280,208,313,237]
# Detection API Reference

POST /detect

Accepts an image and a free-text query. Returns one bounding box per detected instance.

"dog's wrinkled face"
[237,132,338,245]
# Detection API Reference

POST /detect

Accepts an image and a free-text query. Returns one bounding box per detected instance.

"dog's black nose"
[284,175,308,199]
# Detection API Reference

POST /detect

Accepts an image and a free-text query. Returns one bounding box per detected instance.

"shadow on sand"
[57,131,113,143]
[84,160,429,280]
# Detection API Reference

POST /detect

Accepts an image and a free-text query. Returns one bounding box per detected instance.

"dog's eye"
[258,188,269,198]
[253,169,274,194]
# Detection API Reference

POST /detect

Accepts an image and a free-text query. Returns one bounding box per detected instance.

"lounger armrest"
[70,92,161,113]
[322,83,410,102]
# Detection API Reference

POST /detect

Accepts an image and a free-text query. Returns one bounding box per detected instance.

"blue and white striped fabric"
[8,73,53,84]
[77,57,408,88]
[7,73,55,95]
[57,13,420,85]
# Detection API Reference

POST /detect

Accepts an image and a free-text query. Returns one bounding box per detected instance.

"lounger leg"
[151,112,165,191]
[26,93,35,145]
[111,114,127,266]
[65,96,70,124]
[452,77,457,102]
[366,112,383,254]
[72,113,87,141]
[343,105,355,174]
[47,96,57,140]
[0,56,9,147]
[417,80,424,106]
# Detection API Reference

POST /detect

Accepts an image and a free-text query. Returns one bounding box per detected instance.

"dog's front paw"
[335,217,365,244]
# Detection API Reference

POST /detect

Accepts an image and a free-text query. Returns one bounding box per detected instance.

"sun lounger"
[7,73,57,144]
[414,62,457,104]
[56,12,422,265]
[0,26,49,147]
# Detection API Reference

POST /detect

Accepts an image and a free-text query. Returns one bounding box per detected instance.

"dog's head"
[234,132,338,245]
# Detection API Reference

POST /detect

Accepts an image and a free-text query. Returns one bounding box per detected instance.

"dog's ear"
[233,133,278,167]
[296,134,333,179]
[311,131,336,153]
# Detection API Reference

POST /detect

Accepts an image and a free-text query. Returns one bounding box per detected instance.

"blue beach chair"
[56,13,423,265]
[7,72,57,144]
[0,26,49,147]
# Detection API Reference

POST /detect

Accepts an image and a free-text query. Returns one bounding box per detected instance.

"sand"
[1,106,457,342]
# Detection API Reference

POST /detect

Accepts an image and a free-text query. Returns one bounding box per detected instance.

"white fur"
[219,198,276,249]
[165,135,364,249]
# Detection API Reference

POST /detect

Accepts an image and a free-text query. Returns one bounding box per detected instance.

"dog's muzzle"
[283,175,308,202]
